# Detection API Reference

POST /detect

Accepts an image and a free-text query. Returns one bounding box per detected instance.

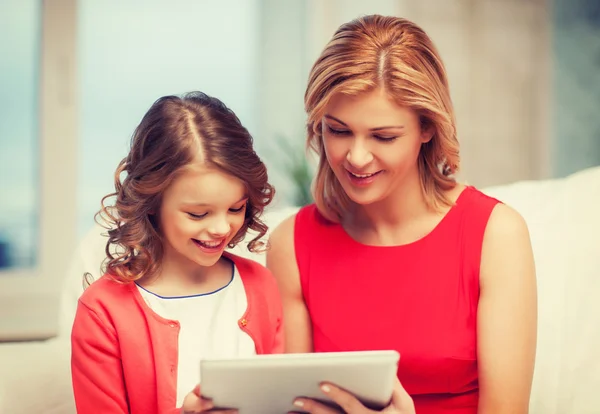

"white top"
[136,264,256,407]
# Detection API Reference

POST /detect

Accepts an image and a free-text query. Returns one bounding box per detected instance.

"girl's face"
[158,164,247,270]
[322,88,433,206]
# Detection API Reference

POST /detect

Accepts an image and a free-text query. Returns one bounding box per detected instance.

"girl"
[71,91,283,414]
[267,15,537,414]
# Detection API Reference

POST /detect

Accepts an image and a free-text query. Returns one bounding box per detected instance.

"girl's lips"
[192,238,226,254]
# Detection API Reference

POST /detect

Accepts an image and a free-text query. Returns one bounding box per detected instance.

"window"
[0,0,40,271]
[552,0,600,175]
[0,0,78,340]
[0,0,311,340]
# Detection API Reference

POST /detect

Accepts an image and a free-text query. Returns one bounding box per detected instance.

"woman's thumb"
[389,377,415,413]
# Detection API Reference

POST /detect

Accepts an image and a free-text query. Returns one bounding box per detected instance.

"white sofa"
[1,166,599,414]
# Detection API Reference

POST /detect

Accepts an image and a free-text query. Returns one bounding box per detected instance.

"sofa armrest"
[0,338,74,414]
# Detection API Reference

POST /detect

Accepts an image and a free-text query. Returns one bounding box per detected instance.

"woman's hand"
[292,378,414,414]
[180,384,238,414]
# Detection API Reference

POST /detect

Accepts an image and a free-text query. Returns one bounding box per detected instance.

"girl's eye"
[229,205,246,213]
[373,135,398,142]
[326,125,351,136]
[187,212,207,219]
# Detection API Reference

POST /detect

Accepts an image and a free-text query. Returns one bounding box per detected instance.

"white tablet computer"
[200,350,399,414]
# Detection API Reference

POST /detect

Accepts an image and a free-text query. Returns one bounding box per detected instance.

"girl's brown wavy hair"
[93,91,274,284]
[305,15,460,222]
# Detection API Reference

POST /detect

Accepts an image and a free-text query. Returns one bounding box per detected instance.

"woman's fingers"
[292,397,341,414]
[294,383,370,413]
[385,378,415,413]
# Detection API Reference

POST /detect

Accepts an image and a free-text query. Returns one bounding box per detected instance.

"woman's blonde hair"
[305,15,459,222]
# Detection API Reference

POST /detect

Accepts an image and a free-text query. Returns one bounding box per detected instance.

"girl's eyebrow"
[182,196,248,207]
[324,114,405,131]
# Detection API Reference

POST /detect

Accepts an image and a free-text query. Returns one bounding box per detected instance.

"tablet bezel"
[200,350,400,413]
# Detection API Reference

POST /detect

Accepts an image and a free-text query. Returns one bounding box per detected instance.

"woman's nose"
[346,138,374,169]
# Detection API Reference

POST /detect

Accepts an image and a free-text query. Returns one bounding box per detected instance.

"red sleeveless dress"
[294,186,500,413]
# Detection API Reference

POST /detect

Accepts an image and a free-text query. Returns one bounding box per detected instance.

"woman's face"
[322,88,432,206]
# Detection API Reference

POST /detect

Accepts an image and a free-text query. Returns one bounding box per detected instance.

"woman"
[267,15,537,414]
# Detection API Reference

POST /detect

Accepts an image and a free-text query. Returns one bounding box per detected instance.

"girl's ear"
[148,212,160,231]
[148,203,159,215]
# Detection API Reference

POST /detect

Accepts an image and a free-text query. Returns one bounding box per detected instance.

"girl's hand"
[292,377,415,414]
[181,384,238,414]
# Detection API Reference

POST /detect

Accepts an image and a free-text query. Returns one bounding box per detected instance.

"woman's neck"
[350,167,426,223]
[344,174,462,246]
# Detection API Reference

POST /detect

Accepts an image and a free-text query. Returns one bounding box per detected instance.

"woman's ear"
[420,125,434,143]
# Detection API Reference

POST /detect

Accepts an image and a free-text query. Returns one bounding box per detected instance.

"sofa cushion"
[57,166,600,414]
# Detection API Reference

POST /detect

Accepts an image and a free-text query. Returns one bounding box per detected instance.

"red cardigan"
[71,252,284,414]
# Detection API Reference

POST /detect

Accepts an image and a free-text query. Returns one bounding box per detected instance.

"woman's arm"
[477,204,538,413]
[71,300,129,413]
[266,214,313,353]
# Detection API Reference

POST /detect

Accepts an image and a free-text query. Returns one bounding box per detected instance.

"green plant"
[272,134,314,206]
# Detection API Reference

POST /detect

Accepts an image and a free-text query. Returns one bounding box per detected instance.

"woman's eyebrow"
[324,114,348,126]
[371,125,405,131]
[324,114,405,131]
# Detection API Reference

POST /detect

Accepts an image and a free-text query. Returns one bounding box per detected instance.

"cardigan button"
[239,318,248,327]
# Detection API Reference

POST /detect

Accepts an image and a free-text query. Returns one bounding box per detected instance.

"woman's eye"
[374,135,398,142]
[187,212,207,219]
[326,125,351,136]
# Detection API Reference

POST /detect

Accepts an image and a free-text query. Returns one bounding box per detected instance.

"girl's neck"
[139,253,233,297]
